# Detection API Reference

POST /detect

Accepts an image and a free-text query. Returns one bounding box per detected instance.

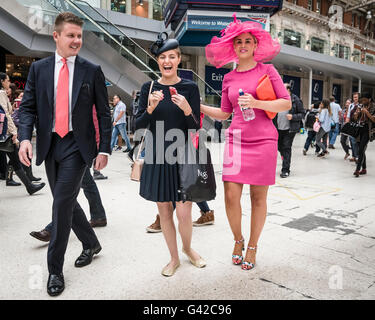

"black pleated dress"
[135,79,201,202]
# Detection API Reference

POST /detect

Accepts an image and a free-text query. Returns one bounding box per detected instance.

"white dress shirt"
[53,51,76,132]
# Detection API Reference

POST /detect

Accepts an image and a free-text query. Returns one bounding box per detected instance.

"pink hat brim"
[205,20,280,68]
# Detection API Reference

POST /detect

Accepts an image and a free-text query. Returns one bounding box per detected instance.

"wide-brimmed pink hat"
[205,13,280,68]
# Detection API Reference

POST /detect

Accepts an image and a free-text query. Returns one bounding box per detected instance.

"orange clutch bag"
[255,74,277,120]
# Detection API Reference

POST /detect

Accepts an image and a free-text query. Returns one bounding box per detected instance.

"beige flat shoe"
[182,248,206,268]
[161,261,180,277]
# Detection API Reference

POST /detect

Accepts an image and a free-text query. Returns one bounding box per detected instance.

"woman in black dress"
[136,34,206,276]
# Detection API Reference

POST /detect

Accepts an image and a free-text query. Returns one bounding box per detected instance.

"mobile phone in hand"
[169,87,177,96]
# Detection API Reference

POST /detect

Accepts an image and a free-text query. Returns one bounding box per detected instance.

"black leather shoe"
[93,172,108,180]
[280,172,289,178]
[90,218,107,228]
[47,273,64,297]
[30,229,51,242]
[74,243,102,268]
[122,148,131,153]
[6,179,21,186]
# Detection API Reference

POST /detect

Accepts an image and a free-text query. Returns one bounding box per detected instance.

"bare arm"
[239,93,291,113]
[114,111,125,124]
[200,103,231,121]
[256,98,291,112]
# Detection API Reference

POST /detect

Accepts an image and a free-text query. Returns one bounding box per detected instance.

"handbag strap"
[135,81,154,161]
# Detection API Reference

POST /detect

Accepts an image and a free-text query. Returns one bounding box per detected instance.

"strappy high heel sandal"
[232,238,245,265]
[241,245,257,270]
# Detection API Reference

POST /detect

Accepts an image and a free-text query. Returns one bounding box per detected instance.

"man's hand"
[19,140,33,167]
[94,154,108,171]
[286,114,293,121]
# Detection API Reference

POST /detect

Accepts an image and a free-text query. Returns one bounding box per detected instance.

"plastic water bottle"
[239,89,255,121]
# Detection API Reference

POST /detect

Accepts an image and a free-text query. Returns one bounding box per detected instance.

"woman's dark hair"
[0,72,8,89]
[15,89,23,97]
[321,98,332,116]
[313,101,320,109]
[9,83,17,102]
[360,92,372,101]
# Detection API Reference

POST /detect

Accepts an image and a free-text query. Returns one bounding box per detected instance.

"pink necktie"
[55,58,69,138]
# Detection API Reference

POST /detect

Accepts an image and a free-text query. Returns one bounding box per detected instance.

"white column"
[126,0,132,14]
[308,67,312,106]
[148,0,153,19]
[358,78,362,93]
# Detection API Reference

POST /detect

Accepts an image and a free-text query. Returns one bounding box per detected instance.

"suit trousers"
[45,132,99,274]
[44,166,106,233]
[277,130,296,174]
[0,151,7,176]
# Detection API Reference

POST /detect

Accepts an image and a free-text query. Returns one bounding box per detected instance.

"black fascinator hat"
[150,32,179,57]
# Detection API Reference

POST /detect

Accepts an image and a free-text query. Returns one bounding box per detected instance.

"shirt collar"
[55,51,77,64]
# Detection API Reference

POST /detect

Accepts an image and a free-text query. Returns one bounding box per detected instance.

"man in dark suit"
[18,12,111,297]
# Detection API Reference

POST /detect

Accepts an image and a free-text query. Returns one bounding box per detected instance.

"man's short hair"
[114,94,122,101]
[352,92,360,98]
[329,96,335,102]
[54,12,83,33]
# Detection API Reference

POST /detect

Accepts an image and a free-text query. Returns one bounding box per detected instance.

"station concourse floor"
[1,133,374,300]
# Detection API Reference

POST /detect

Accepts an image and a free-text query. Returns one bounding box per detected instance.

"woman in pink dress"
[201,15,291,270]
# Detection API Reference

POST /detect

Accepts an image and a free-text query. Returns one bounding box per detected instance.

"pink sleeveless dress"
[221,63,290,185]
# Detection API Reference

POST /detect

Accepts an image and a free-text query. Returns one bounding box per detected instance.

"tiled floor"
[1,133,374,299]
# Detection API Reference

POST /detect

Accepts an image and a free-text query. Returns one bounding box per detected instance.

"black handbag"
[177,133,216,203]
[341,122,362,138]
[0,135,15,153]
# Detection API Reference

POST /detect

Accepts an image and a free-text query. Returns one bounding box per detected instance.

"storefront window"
[308,0,312,11]
[283,29,302,48]
[5,55,37,90]
[152,0,163,20]
[366,54,375,66]
[335,44,350,60]
[352,49,361,63]
[111,0,127,13]
[311,37,325,54]
[110,0,163,20]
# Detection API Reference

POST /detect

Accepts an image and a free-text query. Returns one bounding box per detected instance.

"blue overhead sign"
[186,15,267,31]
[176,12,269,46]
